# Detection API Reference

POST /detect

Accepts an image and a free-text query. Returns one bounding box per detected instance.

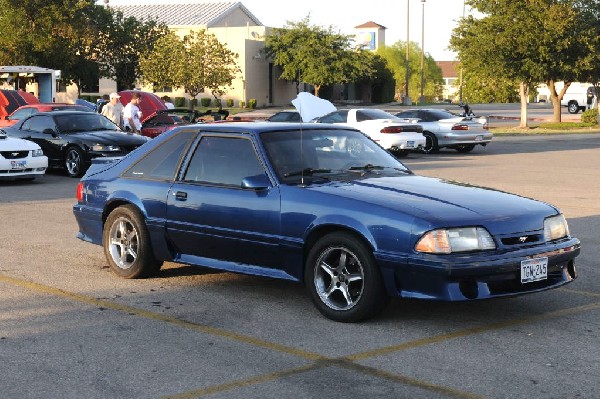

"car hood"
[70,130,149,145]
[306,175,556,234]
[0,136,41,150]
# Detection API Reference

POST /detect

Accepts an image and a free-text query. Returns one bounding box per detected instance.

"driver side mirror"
[42,128,58,137]
[241,174,271,191]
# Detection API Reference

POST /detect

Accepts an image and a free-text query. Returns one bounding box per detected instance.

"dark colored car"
[117,90,199,138]
[0,103,93,127]
[266,110,302,122]
[73,123,580,322]
[3,111,148,177]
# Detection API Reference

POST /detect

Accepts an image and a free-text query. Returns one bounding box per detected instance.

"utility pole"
[404,0,411,105]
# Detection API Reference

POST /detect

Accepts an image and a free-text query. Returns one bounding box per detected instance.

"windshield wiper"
[347,164,411,175]
[284,168,332,178]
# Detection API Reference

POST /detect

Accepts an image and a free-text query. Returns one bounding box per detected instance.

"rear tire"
[422,132,439,154]
[305,232,389,322]
[103,205,163,279]
[567,101,580,114]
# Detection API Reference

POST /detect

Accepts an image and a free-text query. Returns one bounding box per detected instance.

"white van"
[559,82,597,114]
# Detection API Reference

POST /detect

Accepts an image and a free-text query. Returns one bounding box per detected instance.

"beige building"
[59,2,298,107]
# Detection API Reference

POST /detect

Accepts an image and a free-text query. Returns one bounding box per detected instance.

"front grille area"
[501,234,542,246]
[0,168,34,174]
[1,150,28,159]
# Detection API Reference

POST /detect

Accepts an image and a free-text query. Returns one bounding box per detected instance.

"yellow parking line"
[346,302,600,361]
[4,273,597,399]
[0,274,324,361]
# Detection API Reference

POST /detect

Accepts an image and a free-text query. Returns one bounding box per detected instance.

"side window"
[183,136,264,186]
[9,108,34,121]
[319,111,347,123]
[123,131,196,180]
[26,116,55,133]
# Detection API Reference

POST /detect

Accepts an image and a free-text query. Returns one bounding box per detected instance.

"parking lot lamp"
[420,0,426,105]
[404,0,411,105]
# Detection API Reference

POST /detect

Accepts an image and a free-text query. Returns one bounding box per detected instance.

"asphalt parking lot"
[1,133,599,399]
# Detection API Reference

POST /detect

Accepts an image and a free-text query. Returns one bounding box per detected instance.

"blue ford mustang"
[73,123,580,322]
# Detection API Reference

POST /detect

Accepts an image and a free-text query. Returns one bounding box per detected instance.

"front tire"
[103,205,163,279]
[305,232,389,322]
[65,146,88,178]
[455,144,476,153]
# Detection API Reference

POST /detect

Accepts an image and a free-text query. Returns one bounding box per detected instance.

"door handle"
[174,191,187,201]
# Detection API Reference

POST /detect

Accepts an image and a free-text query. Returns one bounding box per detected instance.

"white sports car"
[0,130,48,180]
[313,109,425,156]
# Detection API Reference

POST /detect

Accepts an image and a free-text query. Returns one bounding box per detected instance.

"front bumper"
[0,156,48,178]
[375,237,580,301]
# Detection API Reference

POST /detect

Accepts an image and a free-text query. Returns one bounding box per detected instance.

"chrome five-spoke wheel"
[314,246,365,311]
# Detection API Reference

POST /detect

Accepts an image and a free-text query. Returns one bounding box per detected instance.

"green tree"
[376,41,443,103]
[139,30,241,107]
[0,0,100,84]
[457,71,521,103]
[95,9,170,91]
[450,0,594,126]
[263,16,374,97]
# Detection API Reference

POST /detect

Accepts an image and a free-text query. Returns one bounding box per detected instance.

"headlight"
[415,227,496,254]
[544,214,569,241]
[91,144,121,152]
[31,149,44,157]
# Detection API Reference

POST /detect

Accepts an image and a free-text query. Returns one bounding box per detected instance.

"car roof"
[180,121,361,134]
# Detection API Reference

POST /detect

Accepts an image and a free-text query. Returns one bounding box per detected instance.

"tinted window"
[356,109,397,121]
[319,110,348,123]
[395,110,419,119]
[183,136,264,186]
[123,131,196,180]
[268,111,301,122]
[23,115,55,133]
[9,108,35,120]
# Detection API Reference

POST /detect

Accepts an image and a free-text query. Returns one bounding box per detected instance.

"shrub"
[200,98,211,107]
[226,98,234,107]
[248,98,257,109]
[191,98,198,108]
[240,100,246,108]
[581,108,598,124]
[213,98,222,108]
[174,97,186,107]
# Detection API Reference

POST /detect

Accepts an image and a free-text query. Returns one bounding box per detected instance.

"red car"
[117,90,199,138]
[0,103,93,127]
[0,89,39,120]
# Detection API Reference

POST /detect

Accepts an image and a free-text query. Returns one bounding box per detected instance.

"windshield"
[260,128,410,184]
[55,113,120,133]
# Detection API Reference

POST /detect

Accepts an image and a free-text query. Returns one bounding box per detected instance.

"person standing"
[162,95,175,109]
[101,93,124,128]
[123,92,142,134]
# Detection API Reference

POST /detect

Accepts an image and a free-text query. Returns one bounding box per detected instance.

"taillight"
[380,126,404,133]
[451,124,469,131]
[76,182,84,201]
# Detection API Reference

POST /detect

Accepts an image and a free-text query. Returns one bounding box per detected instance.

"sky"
[104,0,470,61]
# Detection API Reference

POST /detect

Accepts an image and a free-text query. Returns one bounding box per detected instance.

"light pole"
[419,0,426,104]
[404,0,411,105]
[459,0,465,103]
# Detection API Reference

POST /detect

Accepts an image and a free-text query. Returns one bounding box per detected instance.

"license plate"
[521,257,548,283]
[10,160,27,170]
[407,141,415,148]
[475,135,483,141]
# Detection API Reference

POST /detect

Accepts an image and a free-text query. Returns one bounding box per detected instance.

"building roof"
[112,2,262,27]
[436,61,460,78]
[354,21,387,29]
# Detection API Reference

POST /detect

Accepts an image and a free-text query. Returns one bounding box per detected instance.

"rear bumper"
[378,133,426,150]
[437,132,493,147]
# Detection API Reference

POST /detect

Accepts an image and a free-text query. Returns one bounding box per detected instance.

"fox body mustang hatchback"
[73,123,580,322]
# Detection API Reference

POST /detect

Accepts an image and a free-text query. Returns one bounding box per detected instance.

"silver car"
[395,109,492,154]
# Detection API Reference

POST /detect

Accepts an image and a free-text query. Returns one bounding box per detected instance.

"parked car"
[0,129,47,180]
[266,110,302,122]
[2,111,148,177]
[0,89,39,120]
[0,103,94,127]
[73,123,580,322]
[117,90,199,138]
[313,109,425,156]
[394,109,492,153]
